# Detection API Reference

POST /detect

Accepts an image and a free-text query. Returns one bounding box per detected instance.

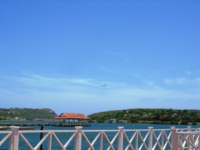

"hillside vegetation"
[0,108,57,120]
[88,108,200,125]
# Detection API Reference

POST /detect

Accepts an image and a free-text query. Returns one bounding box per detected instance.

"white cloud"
[1,73,200,114]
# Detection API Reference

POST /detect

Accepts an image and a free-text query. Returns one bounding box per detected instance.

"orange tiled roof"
[54,112,90,120]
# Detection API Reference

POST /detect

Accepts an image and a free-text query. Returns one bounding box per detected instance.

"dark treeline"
[0,108,57,120]
[88,108,200,125]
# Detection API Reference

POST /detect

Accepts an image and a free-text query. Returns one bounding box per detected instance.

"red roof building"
[54,112,90,120]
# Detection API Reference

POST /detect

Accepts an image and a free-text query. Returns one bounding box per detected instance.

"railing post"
[118,126,124,150]
[161,130,164,148]
[148,127,153,150]
[48,132,52,150]
[187,126,191,150]
[135,131,138,150]
[171,126,178,150]
[100,131,103,150]
[198,128,200,149]
[9,126,20,150]
[75,126,82,150]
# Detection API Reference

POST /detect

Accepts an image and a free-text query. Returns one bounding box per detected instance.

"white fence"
[175,127,200,150]
[0,126,200,150]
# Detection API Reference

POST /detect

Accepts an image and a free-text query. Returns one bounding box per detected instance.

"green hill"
[0,108,57,120]
[88,108,200,125]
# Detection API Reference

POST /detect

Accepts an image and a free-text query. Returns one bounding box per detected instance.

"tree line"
[0,108,57,120]
[88,108,200,125]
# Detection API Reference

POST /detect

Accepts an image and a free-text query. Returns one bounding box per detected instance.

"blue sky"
[0,1,200,115]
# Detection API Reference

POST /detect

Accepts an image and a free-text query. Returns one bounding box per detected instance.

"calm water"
[0,123,199,150]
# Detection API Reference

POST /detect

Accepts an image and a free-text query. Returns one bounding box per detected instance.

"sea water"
[0,123,199,150]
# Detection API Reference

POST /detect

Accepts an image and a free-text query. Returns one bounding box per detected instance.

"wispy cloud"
[1,73,96,89]
[1,73,200,114]
[104,50,129,61]
[97,65,118,74]
[153,67,176,75]
[186,71,192,76]
[163,77,200,86]
[130,73,146,80]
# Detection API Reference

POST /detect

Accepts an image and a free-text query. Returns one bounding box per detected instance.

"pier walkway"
[0,126,200,150]
[0,120,91,127]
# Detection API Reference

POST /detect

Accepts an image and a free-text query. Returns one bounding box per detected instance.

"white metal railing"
[174,126,200,150]
[0,126,198,150]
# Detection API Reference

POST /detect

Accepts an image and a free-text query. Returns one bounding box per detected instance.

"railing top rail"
[16,128,181,133]
[19,129,123,133]
[19,130,77,133]
[82,129,119,132]
[124,128,174,131]
[0,126,198,134]
[177,131,200,135]
[153,129,172,131]
[0,127,194,132]
[0,131,11,134]
[0,128,174,134]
